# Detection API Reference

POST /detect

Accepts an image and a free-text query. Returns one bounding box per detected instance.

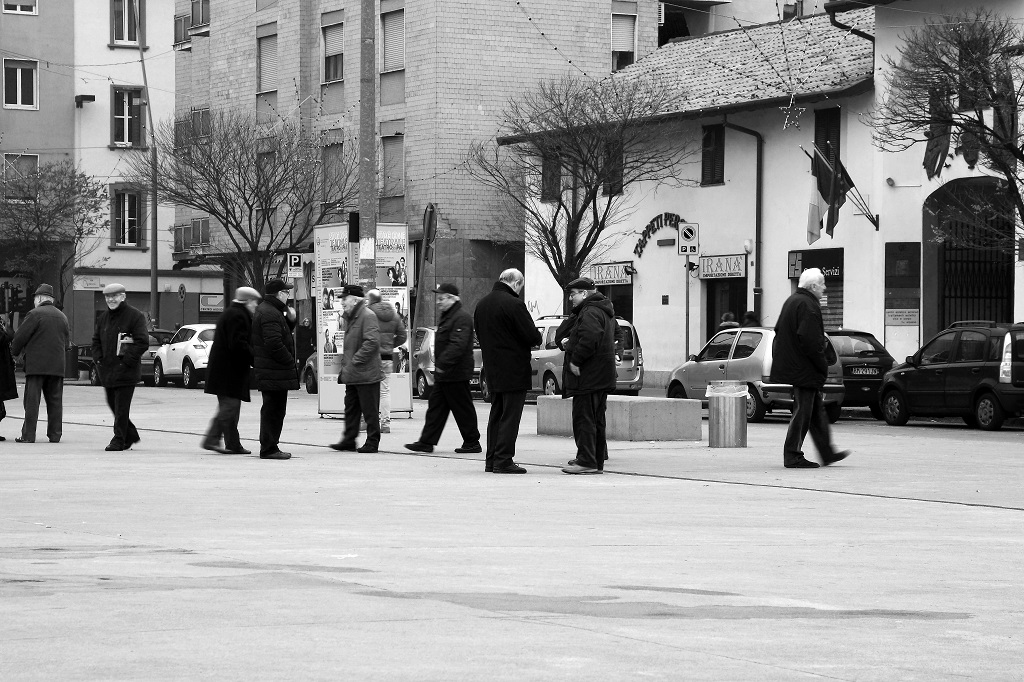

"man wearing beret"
[329,284,383,453]
[251,278,299,460]
[405,283,480,456]
[91,283,150,451]
[201,286,262,455]
[556,277,617,475]
[11,283,70,443]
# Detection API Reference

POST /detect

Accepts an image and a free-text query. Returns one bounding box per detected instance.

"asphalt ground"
[2,384,1022,680]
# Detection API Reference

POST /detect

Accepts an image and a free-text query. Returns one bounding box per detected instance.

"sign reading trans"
[677,222,699,255]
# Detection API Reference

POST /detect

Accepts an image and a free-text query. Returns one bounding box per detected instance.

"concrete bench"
[536,395,702,441]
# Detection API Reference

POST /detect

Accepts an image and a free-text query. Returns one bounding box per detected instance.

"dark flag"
[810,144,854,239]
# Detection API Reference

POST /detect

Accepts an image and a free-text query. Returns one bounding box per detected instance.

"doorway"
[706,277,747,341]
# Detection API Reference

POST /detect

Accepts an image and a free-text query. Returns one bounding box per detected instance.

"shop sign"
[788,248,843,280]
[698,254,746,279]
[885,309,920,326]
[634,212,682,258]
[587,261,633,286]
[199,294,224,312]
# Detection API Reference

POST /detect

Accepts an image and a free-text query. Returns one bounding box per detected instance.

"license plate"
[470,378,480,385]
[850,367,878,375]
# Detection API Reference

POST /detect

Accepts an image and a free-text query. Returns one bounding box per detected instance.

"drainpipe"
[723,120,764,322]
[828,10,875,44]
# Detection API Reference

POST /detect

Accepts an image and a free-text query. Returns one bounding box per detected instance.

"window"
[701,124,725,185]
[257,34,278,93]
[3,153,38,200]
[602,141,623,196]
[611,13,636,72]
[541,154,561,202]
[782,1,804,21]
[112,87,144,147]
[111,0,143,45]
[174,217,210,252]
[113,190,142,246]
[814,107,841,170]
[381,135,404,196]
[3,1,37,14]
[322,136,346,206]
[919,332,955,366]
[733,332,762,360]
[697,331,738,361]
[191,107,211,138]
[170,327,194,345]
[3,59,37,109]
[323,23,344,82]
[173,14,191,46]
[190,0,209,28]
[381,10,404,72]
[953,331,989,363]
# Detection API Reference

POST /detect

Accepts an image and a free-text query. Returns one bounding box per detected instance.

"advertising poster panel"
[375,223,412,414]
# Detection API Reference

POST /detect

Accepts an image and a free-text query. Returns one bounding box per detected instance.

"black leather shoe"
[455,442,482,453]
[784,458,820,469]
[567,459,578,466]
[404,442,434,453]
[104,443,126,451]
[330,441,357,451]
[357,443,378,453]
[128,434,141,446]
[822,450,850,466]
[15,437,33,443]
[493,464,527,474]
[260,450,291,460]
[226,446,252,455]
[201,442,230,454]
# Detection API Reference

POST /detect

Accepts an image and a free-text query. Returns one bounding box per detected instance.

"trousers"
[204,396,243,450]
[343,382,381,447]
[783,386,836,464]
[572,391,608,470]
[259,390,289,455]
[104,385,139,447]
[379,359,393,426]
[22,374,63,442]
[419,381,480,447]
[485,390,527,471]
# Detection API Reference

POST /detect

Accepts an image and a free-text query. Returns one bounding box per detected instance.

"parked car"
[302,341,412,395]
[826,329,895,419]
[152,324,216,388]
[665,327,845,422]
[140,329,174,386]
[878,321,1024,430]
[411,326,482,399]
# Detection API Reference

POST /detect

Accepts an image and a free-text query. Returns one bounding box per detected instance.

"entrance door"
[706,278,747,341]
[598,284,633,322]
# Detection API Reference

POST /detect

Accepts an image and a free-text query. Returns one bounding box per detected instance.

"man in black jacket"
[91,283,149,451]
[474,268,541,473]
[405,283,480,455]
[251,279,299,460]
[11,283,70,443]
[770,268,849,469]
[202,287,261,455]
[557,277,617,475]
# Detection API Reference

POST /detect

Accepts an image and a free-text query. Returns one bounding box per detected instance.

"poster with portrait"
[378,286,412,410]
[375,223,414,289]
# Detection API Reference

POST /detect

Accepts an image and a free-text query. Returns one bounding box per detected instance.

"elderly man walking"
[91,283,149,451]
[405,283,480,455]
[252,279,299,460]
[474,268,542,474]
[202,287,262,455]
[366,288,407,434]
[330,284,383,453]
[0,315,19,439]
[771,268,850,469]
[11,284,70,443]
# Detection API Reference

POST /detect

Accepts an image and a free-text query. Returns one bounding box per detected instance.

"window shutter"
[381,135,404,195]
[382,10,405,71]
[324,23,344,57]
[611,14,636,52]
[814,108,841,168]
[258,35,278,92]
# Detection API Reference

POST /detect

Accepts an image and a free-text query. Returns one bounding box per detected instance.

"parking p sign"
[677,222,699,255]
[287,253,302,279]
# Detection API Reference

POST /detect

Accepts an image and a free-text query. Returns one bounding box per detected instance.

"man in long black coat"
[0,314,18,439]
[11,283,70,443]
[474,268,542,473]
[202,287,261,455]
[91,283,149,451]
[770,267,849,469]
[251,279,299,460]
[405,283,480,457]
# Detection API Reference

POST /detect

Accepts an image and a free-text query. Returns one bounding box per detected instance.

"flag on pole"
[806,145,855,244]
[807,154,827,245]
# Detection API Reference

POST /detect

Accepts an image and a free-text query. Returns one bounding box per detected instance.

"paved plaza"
[2,385,1022,680]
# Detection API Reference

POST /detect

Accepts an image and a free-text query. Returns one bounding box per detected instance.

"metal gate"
[938,219,1014,328]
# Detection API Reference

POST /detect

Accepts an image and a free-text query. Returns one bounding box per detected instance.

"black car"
[879,321,1024,430]
[827,329,895,419]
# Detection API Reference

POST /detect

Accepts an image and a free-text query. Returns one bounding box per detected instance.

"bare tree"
[124,109,359,286]
[0,159,109,303]
[869,9,1024,252]
[469,74,698,309]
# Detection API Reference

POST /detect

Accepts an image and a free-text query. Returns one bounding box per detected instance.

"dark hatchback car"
[879,321,1024,430]
[827,329,895,419]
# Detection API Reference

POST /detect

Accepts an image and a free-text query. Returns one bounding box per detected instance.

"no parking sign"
[677,223,699,255]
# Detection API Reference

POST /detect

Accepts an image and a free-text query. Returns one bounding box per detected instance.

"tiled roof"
[614,9,875,118]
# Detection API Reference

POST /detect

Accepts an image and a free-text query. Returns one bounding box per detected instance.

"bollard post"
[708,380,748,447]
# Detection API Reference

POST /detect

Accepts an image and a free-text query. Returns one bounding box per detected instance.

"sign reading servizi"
[699,254,746,279]
[587,261,633,286]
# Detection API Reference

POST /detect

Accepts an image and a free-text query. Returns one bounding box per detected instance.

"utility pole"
[134,1,159,329]
[358,0,377,286]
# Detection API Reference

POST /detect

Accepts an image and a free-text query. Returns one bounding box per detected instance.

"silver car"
[665,327,845,422]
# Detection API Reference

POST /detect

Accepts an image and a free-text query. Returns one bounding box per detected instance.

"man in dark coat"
[0,314,18,439]
[367,288,407,434]
[251,278,299,460]
[201,287,261,455]
[474,268,542,473]
[11,283,70,443]
[405,283,481,456]
[91,283,149,451]
[329,284,383,453]
[557,277,617,475]
[770,268,849,469]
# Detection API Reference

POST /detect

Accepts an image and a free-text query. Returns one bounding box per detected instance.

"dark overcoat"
[205,301,255,401]
[339,299,383,385]
[91,302,149,388]
[474,282,542,393]
[433,300,474,383]
[251,296,299,392]
[0,322,18,401]
[769,287,828,389]
[556,292,617,397]
[11,302,70,376]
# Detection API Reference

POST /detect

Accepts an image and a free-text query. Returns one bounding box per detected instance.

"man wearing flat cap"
[556,276,617,475]
[251,278,299,460]
[91,283,149,451]
[329,284,383,453]
[11,283,70,443]
[201,287,262,455]
[405,283,480,456]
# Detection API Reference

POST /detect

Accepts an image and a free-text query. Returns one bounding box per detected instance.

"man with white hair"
[11,283,70,443]
[770,268,849,468]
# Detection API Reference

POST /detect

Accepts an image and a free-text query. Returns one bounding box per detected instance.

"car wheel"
[89,365,100,386]
[480,371,492,404]
[881,389,909,426]
[543,372,559,396]
[142,374,155,387]
[153,360,166,387]
[182,360,197,389]
[962,414,978,428]
[304,369,318,395]
[869,403,884,420]
[825,402,842,423]
[974,392,1005,431]
[416,372,431,400]
[745,385,767,422]
[666,382,687,399]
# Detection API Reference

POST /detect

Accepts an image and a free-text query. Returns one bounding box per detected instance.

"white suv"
[152,323,216,388]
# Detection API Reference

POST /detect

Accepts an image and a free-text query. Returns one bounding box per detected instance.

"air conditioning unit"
[658,2,665,25]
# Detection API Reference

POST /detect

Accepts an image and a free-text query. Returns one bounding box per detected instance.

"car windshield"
[198,329,215,342]
[151,331,172,345]
[830,333,887,357]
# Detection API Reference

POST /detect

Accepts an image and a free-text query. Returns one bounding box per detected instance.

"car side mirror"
[688,354,697,361]
[905,355,916,366]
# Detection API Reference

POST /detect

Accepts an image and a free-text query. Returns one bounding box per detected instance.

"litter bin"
[707,380,747,448]
[64,344,79,380]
